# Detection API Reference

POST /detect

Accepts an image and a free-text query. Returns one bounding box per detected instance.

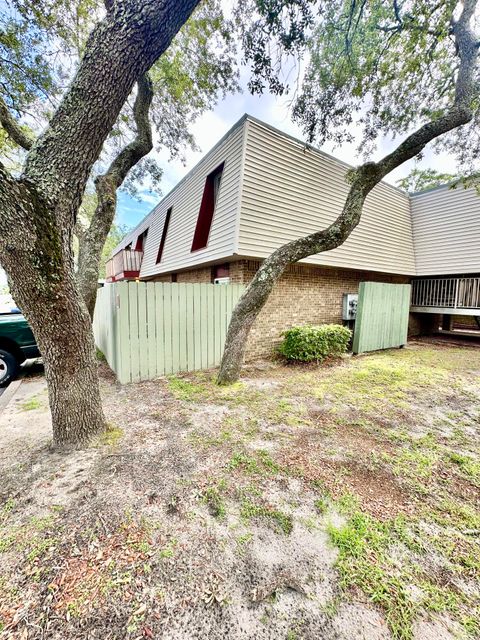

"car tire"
[0,349,19,387]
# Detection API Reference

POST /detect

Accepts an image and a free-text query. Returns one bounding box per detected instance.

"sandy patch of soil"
[1,344,479,639]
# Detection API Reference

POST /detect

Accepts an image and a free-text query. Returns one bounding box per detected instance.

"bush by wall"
[278,324,352,363]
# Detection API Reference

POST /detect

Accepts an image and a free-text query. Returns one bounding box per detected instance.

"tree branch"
[99,73,154,191]
[0,96,35,151]
[76,73,154,316]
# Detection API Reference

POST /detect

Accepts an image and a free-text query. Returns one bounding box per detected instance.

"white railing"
[411,277,480,310]
[105,250,143,281]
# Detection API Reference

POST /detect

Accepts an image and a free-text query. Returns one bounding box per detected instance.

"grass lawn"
[0,342,479,639]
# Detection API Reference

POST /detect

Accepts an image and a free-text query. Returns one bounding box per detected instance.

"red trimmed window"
[135,228,148,252]
[191,162,224,252]
[156,207,172,263]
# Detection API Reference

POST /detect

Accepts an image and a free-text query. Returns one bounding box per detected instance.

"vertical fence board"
[353,282,411,354]
[207,285,215,368]
[193,285,202,370]
[199,285,209,370]
[185,283,195,372]
[220,287,227,351]
[128,282,140,382]
[214,288,222,364]
[153,283,164,377]
[162,284,173,375]
[173,284,182,374]
[147,283,157,379]
[93,282,245,383]
[137,282,148,381]
[117,282,131,383]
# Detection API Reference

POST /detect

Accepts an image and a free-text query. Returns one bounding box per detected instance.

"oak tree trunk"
[31,285,104,446]
[0,1,201,446]
[0,173,105,445]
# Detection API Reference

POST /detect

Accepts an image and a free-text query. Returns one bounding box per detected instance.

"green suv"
[0,313,40,386]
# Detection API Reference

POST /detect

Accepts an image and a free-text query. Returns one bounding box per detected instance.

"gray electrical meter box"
[342,293,358,320]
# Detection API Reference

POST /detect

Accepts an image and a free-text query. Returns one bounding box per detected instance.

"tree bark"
[77,73,154,317]
[0,97,34,150]
[217,0,479,385]
[0,0,201,447]
[0,166,104,445]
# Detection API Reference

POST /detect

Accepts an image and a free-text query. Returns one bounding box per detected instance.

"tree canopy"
[1,0,238,191]
[237,0,480,168]
[396,167,459,192]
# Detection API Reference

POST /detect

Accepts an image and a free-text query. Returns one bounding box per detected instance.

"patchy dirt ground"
[0,343,479,640]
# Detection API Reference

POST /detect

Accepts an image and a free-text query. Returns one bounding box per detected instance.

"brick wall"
[147,260,410,360]
[408,312,442,336]
[236,261,408,359]
[151,261,245,285]
[176,267,212,284]
[150,274,174,283]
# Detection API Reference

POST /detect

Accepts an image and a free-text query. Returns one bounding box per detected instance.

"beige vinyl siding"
[411,185,480,276]
[116,121,245,278]
[238,119,416,275]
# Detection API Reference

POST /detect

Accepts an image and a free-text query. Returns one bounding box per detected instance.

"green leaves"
[396,168,459,192]
[237,0,478,165]
[278,323,352,362]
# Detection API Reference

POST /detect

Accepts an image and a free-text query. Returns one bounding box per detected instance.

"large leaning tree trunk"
[218,0,479,385]
[0,0,200,446]
[77,73,154,318]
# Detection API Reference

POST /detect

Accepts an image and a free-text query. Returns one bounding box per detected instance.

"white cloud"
[138,191,160,205]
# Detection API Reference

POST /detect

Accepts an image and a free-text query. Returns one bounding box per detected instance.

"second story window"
[191,162,225,252]
[135,228,148,252]
[156,207,172,264]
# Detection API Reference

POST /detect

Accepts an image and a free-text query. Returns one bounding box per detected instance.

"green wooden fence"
[353,282,411,354]
[93,281,245,383]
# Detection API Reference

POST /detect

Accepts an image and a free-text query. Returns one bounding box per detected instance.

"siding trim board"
[156,206,172,264]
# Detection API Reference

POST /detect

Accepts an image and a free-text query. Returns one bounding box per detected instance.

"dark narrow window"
[135,228,148,252]
[211,263,230,283]
[191,162,224,252]
[171,273,177,283]
[156,207,172,264]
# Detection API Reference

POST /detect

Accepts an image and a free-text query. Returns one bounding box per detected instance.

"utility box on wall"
[342,293,358,320]
[352,282,411,354]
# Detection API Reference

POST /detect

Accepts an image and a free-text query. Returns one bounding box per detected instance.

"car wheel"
[0,349,19,387]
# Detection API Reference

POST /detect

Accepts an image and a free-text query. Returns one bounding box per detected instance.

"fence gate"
[93,281,245,383]
[352,282,411,354]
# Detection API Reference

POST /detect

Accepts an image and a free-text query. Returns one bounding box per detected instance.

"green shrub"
[278,324,352,363]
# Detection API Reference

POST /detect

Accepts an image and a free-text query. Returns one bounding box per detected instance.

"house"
[106,115,480,359]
